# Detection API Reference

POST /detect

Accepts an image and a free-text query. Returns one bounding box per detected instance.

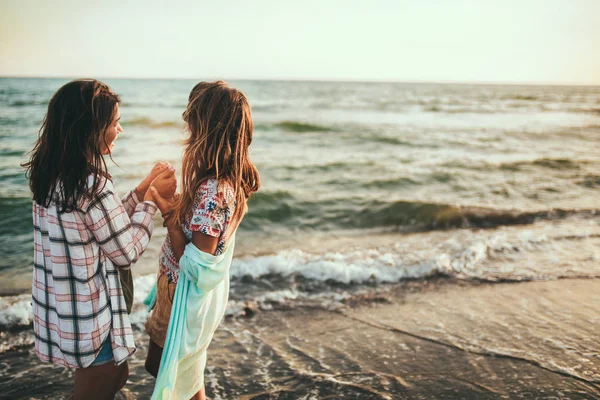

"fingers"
[150,162,175,178]
[149,187,167,202]
[154,161,171,169]
[150,170,176,186]
[152,169,175,182]
[149,187,172,214]
[140,163,174,195]
[150,162,167,176]
[149,187,165,205]
[161,168,175,178]
[155,161,174,169]
[150,168,177,200]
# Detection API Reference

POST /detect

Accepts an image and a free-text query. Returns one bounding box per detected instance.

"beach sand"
[1,278,598,399]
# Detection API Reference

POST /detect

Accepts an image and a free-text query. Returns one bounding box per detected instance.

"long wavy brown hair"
[173,80,260,227]
[22,79,120,212]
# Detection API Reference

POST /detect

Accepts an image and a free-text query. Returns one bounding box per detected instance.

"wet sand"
[1,278,598,399]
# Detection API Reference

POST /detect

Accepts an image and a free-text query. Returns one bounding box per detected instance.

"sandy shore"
[1,278,598,399]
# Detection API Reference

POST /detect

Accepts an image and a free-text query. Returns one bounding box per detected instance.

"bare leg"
[73,361,129,400]
[145,338,163,378]
[190,386,206,400]
[146,338,206,399]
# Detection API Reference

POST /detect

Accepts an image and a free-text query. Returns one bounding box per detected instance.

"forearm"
[87,191,158,270]
[166,219,188,261]
[122,189,142,218]
[114,202,157,268]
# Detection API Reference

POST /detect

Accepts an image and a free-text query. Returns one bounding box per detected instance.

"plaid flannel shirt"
[32,175,157,368]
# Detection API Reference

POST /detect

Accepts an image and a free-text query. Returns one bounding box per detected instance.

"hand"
[161,193,180,226]
[136,162,174,198]
[150,169,177,199]
[148,187,177,215]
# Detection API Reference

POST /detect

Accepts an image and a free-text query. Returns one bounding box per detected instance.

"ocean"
[0,78,599,398]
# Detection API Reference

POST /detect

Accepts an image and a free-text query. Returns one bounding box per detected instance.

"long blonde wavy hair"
[173,81,260,228]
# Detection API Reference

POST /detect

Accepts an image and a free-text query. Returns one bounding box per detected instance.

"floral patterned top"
[159,178,236,283]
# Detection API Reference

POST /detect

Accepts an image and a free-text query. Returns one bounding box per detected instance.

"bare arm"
[151,184,220,261]
[165,217,188,261]
[135,162,173,199]
[165,217,218,261]
[191,231,219,256]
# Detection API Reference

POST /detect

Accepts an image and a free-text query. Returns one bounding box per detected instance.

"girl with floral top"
[144,81,260,399]
[23,79,177,399]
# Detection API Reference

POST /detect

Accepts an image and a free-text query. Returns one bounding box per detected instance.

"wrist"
[162,211,173,227]
[136,184,148,199]
[166,218,180,232]
[143,190,154,203]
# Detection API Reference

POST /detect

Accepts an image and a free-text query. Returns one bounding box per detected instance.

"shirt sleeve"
[189,184,228,237]
[85,189,158,270]
[121,189,141,218]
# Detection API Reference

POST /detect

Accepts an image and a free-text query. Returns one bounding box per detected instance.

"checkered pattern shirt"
[32,175,157,368]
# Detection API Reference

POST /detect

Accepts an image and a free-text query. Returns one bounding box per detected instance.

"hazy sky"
[1,0,599,84]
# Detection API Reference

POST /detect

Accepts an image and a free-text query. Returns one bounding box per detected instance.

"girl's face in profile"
[101,105,123,155]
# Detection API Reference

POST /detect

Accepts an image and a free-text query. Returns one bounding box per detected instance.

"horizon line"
[1,74,599,88]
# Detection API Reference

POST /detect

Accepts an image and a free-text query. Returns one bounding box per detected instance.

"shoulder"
[196,178,235,207]
[83,175,116,212]
[190,179,236,221]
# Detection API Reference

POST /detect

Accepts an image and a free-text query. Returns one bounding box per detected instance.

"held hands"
[140,163,178,227]
[144,169,177,203]
[136,162,174,198]
[146,187,177,213]
[147,190,180,231]
[150,169,177,199]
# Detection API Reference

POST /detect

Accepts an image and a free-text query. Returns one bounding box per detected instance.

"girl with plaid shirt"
[23,79,176,399]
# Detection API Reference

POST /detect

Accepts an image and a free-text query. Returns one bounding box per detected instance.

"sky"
[0,0,599,85]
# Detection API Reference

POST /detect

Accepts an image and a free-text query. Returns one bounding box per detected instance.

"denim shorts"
[90,335,114,366]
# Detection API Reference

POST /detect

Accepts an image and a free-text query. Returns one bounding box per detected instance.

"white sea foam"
[0,231,582,330]
[0,294,32,328]
[229,231,550,284]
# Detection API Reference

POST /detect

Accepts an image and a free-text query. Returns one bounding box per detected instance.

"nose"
[117,123,123,133]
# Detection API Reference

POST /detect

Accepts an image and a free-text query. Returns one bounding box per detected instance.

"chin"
[102,145,115,155]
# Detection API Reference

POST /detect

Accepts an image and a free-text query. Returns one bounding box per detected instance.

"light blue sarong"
[146,236,235,400]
